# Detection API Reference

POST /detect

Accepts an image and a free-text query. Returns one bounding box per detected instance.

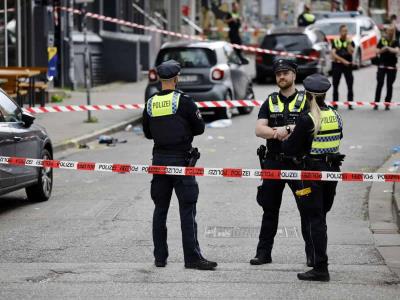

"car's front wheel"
[26,149,53,202]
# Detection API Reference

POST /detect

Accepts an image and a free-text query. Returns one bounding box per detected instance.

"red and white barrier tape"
[55,6,319,62]
[55,6,400,70]
[1,156,399,182]
[23,100,399,114]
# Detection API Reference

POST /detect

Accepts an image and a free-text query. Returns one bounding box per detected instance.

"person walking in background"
[374,26,399,110]
[225,1,248,64]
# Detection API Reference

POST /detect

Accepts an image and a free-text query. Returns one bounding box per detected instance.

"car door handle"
[13,136,22,142]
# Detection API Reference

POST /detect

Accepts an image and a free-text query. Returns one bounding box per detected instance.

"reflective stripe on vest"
[334,38,348,49]
[303,13,315,23]
[147,92,180,117]
[268,91,306,113]
[309,108,342,155]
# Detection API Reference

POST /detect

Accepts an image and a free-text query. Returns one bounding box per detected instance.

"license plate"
[179,75,198,82]
[275,55,296,61]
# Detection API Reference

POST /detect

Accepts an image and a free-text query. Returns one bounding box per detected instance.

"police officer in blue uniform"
[143,60,217,270]
[252,59,310,266]
[282,73,345,281]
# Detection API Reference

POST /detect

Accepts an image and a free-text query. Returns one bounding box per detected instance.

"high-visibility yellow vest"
[303,13,315,23]
[333,38,349,50]
[232,12,240,19]
[381,38,395,47]
[268,91,306,113]
[309,108,343,155]
[147,91,180,117]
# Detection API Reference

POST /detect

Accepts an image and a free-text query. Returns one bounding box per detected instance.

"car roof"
[315,16,371,24]
[268,27,308,34]
[161,40,228,50]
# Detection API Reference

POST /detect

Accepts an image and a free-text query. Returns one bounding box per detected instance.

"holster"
[186,147,200,167]
[257,145,266,169]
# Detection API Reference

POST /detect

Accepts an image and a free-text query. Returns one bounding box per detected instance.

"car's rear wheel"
[216,92,233,119]
[26,149,53,202]
[238,86,254,115]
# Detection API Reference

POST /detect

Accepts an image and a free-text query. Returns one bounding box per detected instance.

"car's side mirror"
[21,112,35,128]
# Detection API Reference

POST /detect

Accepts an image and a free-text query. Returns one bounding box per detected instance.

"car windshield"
[262,34,312,51]
[313,22,357,35]
[156,48,216,68]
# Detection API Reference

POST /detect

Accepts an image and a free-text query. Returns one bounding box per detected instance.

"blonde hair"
[307,92,324,135]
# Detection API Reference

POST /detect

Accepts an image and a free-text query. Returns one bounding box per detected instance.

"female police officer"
[281,73,344,281]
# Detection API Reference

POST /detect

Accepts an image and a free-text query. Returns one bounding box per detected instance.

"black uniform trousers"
[151,153,203,264]
[301,159,340,267]
[256,158,329,269]
[374,67,397,103]
[332,63,354,102]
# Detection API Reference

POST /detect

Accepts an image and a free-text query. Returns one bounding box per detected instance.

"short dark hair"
[339,24,347,31]
[390,14,397,21]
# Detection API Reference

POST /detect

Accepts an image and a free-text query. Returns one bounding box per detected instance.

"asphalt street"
[0,65,400,299]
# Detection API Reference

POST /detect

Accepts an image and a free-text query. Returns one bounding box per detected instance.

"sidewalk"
[369,152,400,277]
[30,80,147,153]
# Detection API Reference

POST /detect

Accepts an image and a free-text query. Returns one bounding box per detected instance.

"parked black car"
[255,27,332,83]
[0,89,53,202]
[145,41,254,119]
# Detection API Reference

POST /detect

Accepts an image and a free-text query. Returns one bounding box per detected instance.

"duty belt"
[306,154,345,165]
[265,153,298,162]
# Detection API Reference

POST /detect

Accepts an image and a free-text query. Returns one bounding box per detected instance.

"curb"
[368,152,400,278]
[53,116,142,153]
[394,182,400,229]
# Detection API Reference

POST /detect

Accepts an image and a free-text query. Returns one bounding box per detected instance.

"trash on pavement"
[133,126,144,135]
[206,119,232,128]
[125,124,133,131]
[98,135,115,145]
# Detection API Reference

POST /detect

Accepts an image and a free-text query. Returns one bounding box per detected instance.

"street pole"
[82,2,93,122]
[4,0,8,66]
[68,0,76,90]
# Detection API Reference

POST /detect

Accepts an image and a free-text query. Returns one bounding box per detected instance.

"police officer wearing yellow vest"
[331,24,355,109]
[251,59,309,265]
[282,73,344,281]
[374,26,399,110]
[142,60,217,270]
[297,4,316,27]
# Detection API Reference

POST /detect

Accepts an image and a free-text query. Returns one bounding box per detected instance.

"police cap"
[156,59,181,80]
[303,73,331,94]
[273,59,297,73]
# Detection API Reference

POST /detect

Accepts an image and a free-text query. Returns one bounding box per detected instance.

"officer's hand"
[274,126,288,141]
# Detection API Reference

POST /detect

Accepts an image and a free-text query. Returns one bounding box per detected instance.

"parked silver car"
[145,41,254,119]
[0,89,53,202]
